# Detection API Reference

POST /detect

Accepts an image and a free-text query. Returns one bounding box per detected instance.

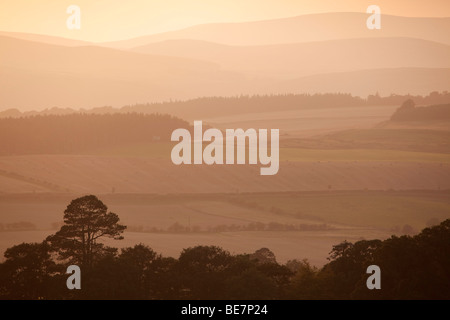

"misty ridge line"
[1,92,449,117]
[3,12,450,46]
[96,13,450,46]
[2,12,450,110]
[71,3,378,47]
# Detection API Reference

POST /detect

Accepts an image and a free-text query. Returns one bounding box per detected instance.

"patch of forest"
[0,193,448,300]
[1,91,449,119]
[391,100,450,121]
[0,113,189,155]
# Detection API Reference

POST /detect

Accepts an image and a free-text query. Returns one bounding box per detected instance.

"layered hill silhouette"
[0,36,252,110]
[1,12,449,110]
[0,31,92,47]
[102,13,450,48]
[132,37,450,79]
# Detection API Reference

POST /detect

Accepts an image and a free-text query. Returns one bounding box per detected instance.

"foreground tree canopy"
[0,195,449,300]
[46,195,126,268]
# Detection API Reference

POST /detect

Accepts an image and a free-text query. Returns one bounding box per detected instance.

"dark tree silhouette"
[401,99,416,109]
[287,259,323,299]
[178,246,232,299]
[328,240,353,260]
[0,113,189,155]
[0,242,61,299]
[251,247,277,264]
[118,244,159,298]
[391,101,450,121]
[46,195,126,268]
[0,215,448,300]
[224,269,277,299]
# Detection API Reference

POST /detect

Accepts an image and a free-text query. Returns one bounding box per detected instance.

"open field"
[285,127,450,153]
[204,105,399,137]
[281,148,450,162]
[0,193,329,231]
[1,191,447,231]
[1,105,449,268]
[1,191,448,266]
[1,155,450,194]
[0,228,392,267]
[235,191,450,230]
[2,105,448,194]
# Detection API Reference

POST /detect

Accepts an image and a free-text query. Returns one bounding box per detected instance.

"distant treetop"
[391,102,450,121]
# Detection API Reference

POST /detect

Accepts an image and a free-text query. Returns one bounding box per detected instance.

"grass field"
[203,105,399,137]
[235,191,450,230]
[1,154,449,193]
[94,141,450,162]
[1,191,449,266]
[1,105,449,267]
[285,127,450,153]
[280,148,450,162]
[1,191,449,231]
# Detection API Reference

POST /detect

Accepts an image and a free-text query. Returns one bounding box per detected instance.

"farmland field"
[1,191,448,266]
[1,104,449,269]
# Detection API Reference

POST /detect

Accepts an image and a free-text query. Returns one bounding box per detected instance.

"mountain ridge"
[99,13,450,48]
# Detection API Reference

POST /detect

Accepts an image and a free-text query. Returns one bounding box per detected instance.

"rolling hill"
[1,12,449,109]
[0,31,92,47]
[0,36,252,110]
[102,13,450,48]
[132,37,450,79]
[1,34,449,110]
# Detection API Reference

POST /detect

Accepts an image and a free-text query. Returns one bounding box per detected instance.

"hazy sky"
[0,0,449,42]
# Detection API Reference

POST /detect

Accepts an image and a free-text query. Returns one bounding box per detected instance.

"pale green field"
[0,194,333,231]
[94,142,173,158]
[280,148,450,163]
[239,191,450,230]
[2,192,448,232]
[92,141,450,163]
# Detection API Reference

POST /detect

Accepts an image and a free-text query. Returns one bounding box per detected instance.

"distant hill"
[0,113,189,155]
[101,13,450,48]
[1,13,449,110]
[0,31,92,47]
[391,102,450,121]
[0,36,249,110]
[132,37,450,79]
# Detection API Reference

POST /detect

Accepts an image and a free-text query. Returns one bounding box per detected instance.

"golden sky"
[0,0,449,42]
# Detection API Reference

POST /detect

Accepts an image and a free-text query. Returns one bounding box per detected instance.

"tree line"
[128,221,331,233]
[2,93,449,156]
[2,91,449,119]
[0,195,448,300]
[0,113,189,155]
[391,100,450,121]
[122,91,450,116]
